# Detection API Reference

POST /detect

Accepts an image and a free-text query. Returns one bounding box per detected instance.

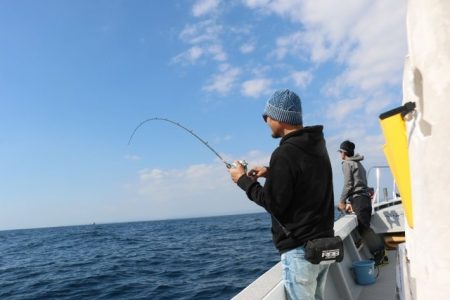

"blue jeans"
[281,246,330,300]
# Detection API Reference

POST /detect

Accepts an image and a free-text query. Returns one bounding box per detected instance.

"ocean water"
[0,213,281,300]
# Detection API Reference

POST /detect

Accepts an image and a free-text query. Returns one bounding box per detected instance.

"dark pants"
[352,195,385,261]
[350,195,372,234]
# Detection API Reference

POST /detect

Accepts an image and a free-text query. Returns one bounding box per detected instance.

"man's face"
[265,116,282,138]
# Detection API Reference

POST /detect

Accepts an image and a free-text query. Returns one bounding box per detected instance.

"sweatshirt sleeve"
[237,152,293,217]
[340,161,353,202]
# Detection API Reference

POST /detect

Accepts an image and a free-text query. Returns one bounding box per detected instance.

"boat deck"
[358,250,397,300]
[232,215,403,300]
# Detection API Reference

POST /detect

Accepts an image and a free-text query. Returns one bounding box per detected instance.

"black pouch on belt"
[304,236,344,265]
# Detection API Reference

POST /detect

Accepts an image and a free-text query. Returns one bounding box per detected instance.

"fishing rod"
[128,117,246,169]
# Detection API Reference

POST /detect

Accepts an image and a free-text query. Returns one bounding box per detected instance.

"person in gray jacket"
[337,140,371,232]
[338,140,387,265]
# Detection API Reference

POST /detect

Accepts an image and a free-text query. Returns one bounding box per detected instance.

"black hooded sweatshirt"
[237,126,335,254]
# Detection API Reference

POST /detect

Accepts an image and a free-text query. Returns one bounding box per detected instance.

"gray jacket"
[340,154,368,202]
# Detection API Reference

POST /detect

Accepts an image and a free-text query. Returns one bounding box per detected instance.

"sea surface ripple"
[0,213,279,299]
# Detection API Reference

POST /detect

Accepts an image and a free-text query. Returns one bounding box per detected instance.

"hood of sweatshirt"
[347,154,364,162]
[279,125,325,156]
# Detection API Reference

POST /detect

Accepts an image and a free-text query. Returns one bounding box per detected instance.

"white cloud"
[364,96,392,116]
[267,0,363,63]
[244,150,271,166]
[268,0,303,22]
[272,30,334,63]
[172,44,226,65]
[173,20,228,65]
[338,2,406,92]
[299,0,369,42]
[290,70,312,88]
[272,32,301,60]
[179,20,222,44]
[192,0,220,17]
[171,46,204,65]
[203,64,241,94]
[245,0,406,94]
[177,0,406,140]
[250,65,271,76]
[241,78,272,98]
[136,151,271,201]
[176,0,406,98]
[325,97,365,123]
[208,44,227,61]
[129,150,272,218]
[240,42,256,54]
[303,30,336,63]
[242,0,270,8]
[309,1,405,92]
[242,0,302,22]
[137,164,231,203]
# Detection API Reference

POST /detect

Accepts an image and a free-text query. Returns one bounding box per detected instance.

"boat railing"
[232,215,363,300]
[367,166,402,212]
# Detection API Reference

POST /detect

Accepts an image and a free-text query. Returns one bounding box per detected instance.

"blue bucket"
[352,260,376,285]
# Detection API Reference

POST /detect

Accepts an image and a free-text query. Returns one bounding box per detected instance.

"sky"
[0,0,407,230]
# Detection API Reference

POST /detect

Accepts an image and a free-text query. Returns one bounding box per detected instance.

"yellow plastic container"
[379,103,415,228]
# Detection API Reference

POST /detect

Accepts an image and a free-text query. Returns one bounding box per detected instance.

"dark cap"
[338,140,355,156]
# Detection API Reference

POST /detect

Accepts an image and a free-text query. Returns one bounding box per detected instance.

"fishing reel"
[227,160,248,171]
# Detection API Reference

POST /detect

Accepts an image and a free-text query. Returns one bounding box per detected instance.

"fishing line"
[128,117,244,169]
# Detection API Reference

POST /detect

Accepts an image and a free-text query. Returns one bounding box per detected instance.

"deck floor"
[358,250,397,300]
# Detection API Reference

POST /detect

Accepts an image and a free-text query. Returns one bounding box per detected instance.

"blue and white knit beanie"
[262,89,303,125]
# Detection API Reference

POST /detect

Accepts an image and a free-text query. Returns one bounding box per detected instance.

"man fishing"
[228,89,335,300]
